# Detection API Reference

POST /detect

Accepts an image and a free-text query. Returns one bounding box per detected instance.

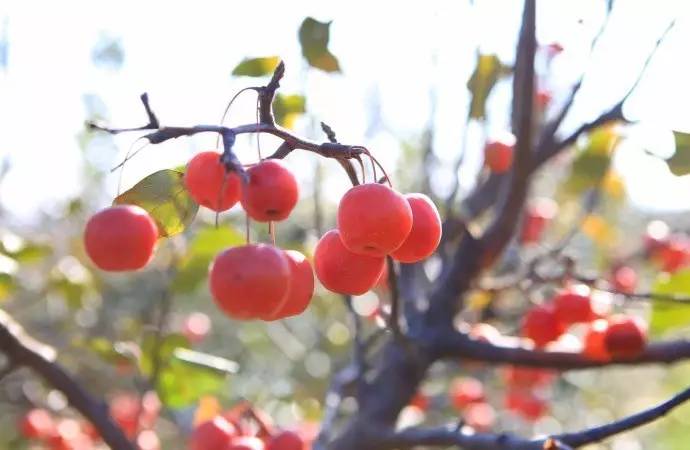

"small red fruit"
[241,160,299,222]
[390,193,442,263]
[611,266,637,294]
[546,42,564,55]
[535,89,552,110]
[583,319,610,362]
[314,230,386,295]
[230,436,265,450]
[449,377,485,410]
[267,430,304,450]
[484,134,515,173]
[20,408,55,439]
[262,250,314,320]
[408,392,430,411]
[643,220,669,255]
[182,312,212,344]
[657,235,690,273]
[521,305,564,348]
[190,416,237,450]
[502,366,555,388]
[84,205,158,271]
[552,285,594,325]
[209,244,290,320]
[337,184,413,257]
[504,391,548,421]
[463,402,496,431]
[110,393,140,438]
[184,151,242,211]
[604,315,647,359]
[520,198,558,244]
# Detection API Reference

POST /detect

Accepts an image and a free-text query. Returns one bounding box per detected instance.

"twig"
[386,256,403,338]
[343,296,366,397]
[0,310,135,450]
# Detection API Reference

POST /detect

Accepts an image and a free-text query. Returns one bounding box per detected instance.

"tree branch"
[434,331,690,370]
[0,310,135,450]
[556,383,690,447]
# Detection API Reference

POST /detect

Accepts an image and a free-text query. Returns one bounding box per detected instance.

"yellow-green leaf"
[298,17,341,73]
[273,94,306,129]
[651,269,690,336]
[666,131,690,176]
[232,56,281,77]
[467,54,511,120]
[114,169,198,238]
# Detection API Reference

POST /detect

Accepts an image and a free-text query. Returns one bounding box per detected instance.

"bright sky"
[0,0,689,222]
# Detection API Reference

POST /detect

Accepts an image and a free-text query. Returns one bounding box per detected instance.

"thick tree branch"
[0,310,135,450]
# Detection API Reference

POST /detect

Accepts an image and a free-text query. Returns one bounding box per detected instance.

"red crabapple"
[209,244,290,320]
[390,193,442,263]
[266,430,305,450]
[241,160,299,222]
[314,229,386,295]
[19,408,55,439]
[184,151,242,211]
[484,133,516,173]
[84,205,158,271]
[604,315,647,359]
[262,250,314,320]
[521,305,564,348]
[583,319,611,362]
[190,417,237,450]
[449,377,485,410]
[337,184,413,257]
[552,284,594,326]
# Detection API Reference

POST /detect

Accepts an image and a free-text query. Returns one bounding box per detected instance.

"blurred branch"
[434,331,690,369]
[555,383,690,447]
[532,19,675,169]
[343,296,366,396]
[386,256,403,338]
[0,309,135,450]
[354,381,690,449]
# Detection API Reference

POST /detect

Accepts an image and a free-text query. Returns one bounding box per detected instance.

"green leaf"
[561,125,620,196]
[232,56,281,77]
[172,226,244,293]
[665,131,690,176]
[273,94,306,129]
[157,355,228,409]
[114,169,199,238]
[139,333,190,376]
[467,54,511,120]
[298,17,341,73]
[145,344,234,409]
[0,273,14,301]
[651,269,690,336]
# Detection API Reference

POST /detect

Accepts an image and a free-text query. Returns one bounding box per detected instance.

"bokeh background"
[1,1,690,449]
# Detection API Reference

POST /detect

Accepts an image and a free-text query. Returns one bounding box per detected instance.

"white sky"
[0,0,689,222]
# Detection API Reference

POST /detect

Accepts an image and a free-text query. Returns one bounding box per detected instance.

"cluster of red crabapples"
[313,182,442,296]
[190,403,310,450]
[83,149,442,321]
[18,391,162,450]
[521,283,648,361]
